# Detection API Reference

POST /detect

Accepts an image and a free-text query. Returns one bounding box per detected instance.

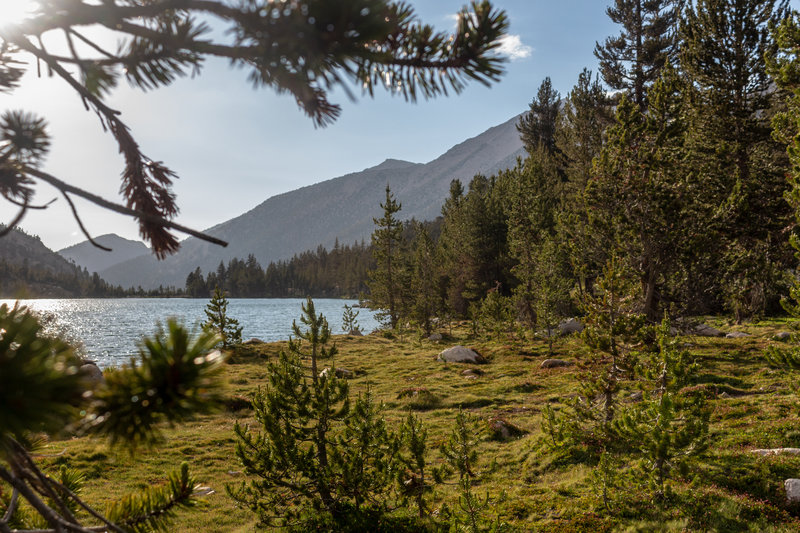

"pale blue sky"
[1,1,789,252]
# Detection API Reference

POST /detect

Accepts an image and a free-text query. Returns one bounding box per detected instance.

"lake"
[0,298,380,369]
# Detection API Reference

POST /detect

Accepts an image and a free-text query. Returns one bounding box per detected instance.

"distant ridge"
[98,114,526,289]
[58,234,150,274]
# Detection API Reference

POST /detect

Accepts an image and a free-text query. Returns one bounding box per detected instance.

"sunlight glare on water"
[0,298,379,369]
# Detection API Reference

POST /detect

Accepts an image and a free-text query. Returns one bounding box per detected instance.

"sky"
[0,0,766,252]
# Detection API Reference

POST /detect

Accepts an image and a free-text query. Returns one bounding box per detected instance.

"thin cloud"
[498,35,533,61]
[444,14,532,61]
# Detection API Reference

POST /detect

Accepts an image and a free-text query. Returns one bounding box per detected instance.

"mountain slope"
[0,227,85,297]
[58,234,150,274]
[100,114,525,289]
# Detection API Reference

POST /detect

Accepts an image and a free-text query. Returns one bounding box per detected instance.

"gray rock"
[725,331,751,338]
[787,479,800,503]
[80,363,104,386]
[243,338,264,345]
[461,368,484,377]
[751,448,800,457]
[558,318,584,335]
[438,346,485,364]
[718,392,731,399]
[428,333,443,341]
[540,359,574,369]
[348,329,363,336]
[319,367,354,379]
[693,324,724,337]
[775,332,792,341]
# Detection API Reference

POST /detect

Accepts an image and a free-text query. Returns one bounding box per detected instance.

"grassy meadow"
[34,318,800,532]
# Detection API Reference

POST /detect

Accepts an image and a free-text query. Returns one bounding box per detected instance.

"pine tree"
[397,413,435,518]
[517,77,561,155]
[409,223,440,336]
[229,298,351,526]
[586,66,687,320]
[368,185,406,329]
[681,0,791,319]
[615,318,709,501]
[342,304,362,335]
[594,0,682,110]
[202,286,242,349]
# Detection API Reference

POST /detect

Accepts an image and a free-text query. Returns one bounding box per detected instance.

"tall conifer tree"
[594,0,682,110]
[517,77,561,155]
[368,185,406,328]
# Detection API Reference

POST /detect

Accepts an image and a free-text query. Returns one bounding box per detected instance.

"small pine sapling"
[342,304,361,335]
[530,236,573,355]
[397,413,435,518]
[229,297,350,527]
[439,410,503,532]
[615,317,709,502]
[202,286,242,349]
[331,389,400,513]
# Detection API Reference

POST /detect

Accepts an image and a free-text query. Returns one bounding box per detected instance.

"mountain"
[0,226,85,297]
[99,114,526,289]
[58,234,150,274]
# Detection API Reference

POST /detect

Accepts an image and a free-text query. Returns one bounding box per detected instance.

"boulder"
[319,367,354,379]
[243,338,264,345]
[751,448,800,457]
[775,332,792,341]
[787,479,800,503]
[540,359,573,369]
[486,417,525,441]
[558,318,584,335]
[438,346,485,364]
[693,324,724,337]
[725,331,750,338]
[348,329,363,336]
[428,333,443,341]
[80,363,104,386]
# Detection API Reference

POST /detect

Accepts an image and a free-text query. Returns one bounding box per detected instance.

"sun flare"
[1,0,39,28]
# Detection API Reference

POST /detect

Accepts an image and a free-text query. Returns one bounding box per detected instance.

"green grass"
[31,318,800,531]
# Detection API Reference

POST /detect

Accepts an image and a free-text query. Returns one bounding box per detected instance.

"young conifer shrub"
[229,298,402,528]
[202,286,242,349]
[614,318,709,501]
[342,303,362,335]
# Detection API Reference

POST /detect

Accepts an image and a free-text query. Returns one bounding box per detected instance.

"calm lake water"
[0,298,380,369]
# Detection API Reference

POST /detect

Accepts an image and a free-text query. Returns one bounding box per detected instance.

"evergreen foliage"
[517,77,561,155]
[342,304,362,335]
[0,305,225,532]
[202,286,243,349]
[230,298,404,527]
[368,186,408,329]
[615,319,709,501]
[594,0,682,109]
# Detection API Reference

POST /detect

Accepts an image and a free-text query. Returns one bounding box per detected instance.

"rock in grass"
[540,359,573,369]
[558,318,584,335]
[786,479,800,503]
[428,333,443,341]
[243,338,264,345]
[438,346,485,364]
[348,329,363,336]
[462,368,485,377]
[725,331,751,338]
[693,324,724,337]
[751,448,800,457]
[487,417,526,441]
[775,332,792,341]
[319,367,354,379]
